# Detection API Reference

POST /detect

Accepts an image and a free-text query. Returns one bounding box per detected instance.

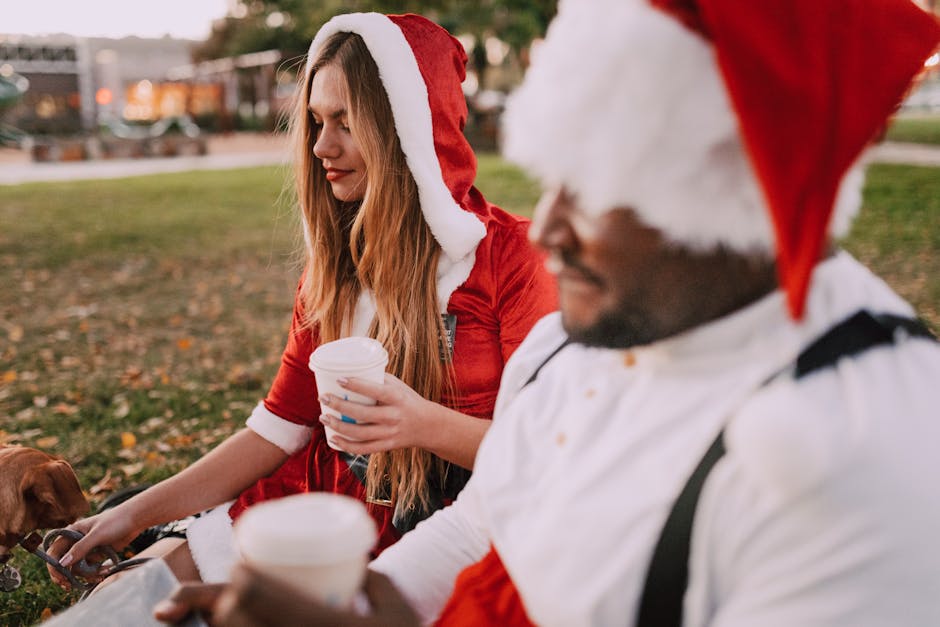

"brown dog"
[0,445,89,557]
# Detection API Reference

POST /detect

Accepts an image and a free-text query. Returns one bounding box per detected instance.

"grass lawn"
[0,155,937,625]
[885,112,940,145]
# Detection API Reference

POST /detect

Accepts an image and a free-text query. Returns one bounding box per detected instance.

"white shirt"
[371,252,940,626]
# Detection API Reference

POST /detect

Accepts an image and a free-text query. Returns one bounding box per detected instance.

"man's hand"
[154,565,420,627]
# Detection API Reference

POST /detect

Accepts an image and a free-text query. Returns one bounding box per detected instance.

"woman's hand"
[45,504,142,588]
[318,374,490,469]
[318,373,436,455]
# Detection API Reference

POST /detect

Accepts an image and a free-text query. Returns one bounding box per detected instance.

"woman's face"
[308,64,368,202]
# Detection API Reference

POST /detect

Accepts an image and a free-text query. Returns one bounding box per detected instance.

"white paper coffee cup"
[233,493,378,610]
[308,337,388,451]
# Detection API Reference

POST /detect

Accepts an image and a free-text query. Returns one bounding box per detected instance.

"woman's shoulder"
[482,203,532,236]
[473,203,540,262]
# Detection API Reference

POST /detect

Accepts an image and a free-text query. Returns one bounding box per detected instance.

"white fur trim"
[309,13,486,263]
[246,402,313,455]
[503,0,864,253]
[436,248,478,314]
[186,502,238,583]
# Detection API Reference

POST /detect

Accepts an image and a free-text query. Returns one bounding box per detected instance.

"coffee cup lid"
[234,493,378,565]
[308,337,388,373]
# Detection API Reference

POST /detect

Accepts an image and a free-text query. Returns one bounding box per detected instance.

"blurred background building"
[1,0,936,160]
[0,35,194,134]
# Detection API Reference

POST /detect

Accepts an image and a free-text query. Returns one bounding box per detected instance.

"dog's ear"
[20,460,90,526]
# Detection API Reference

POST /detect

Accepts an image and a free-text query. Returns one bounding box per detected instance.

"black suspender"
[522,339,571,388]
[634,310,936,627]
[794,310,935,378]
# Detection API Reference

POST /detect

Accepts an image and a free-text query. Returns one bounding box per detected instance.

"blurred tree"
[192,0,557,88]
[438,0,556,88]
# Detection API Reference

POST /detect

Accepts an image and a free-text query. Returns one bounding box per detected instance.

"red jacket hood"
[308,13,489,264]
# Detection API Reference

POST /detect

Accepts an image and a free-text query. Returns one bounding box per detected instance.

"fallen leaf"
[60,356,82,369]
[88,470,117,496]
[121,366,143,383]
[177,338,193,351]
[120,432,137,449]
[8,325,23,342]
[113,398,130,419]
[144,416,166,429]
[166,434,194,447]
[41,608,53,620]
[1,370,16,383]
[35,435,60,449]
[120,462,144,477]
[53,403,79,416]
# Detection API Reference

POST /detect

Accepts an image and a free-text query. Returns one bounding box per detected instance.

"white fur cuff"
[246,402,313,455]
[186,502,238,583]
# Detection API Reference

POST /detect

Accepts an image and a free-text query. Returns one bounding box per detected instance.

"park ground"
[1,120,939,623]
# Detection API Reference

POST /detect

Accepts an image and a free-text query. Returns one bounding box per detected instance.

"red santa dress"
[184,13,557,581]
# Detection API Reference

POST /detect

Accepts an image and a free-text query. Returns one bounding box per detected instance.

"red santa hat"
[503,0,940,319]
[308,14,487,309]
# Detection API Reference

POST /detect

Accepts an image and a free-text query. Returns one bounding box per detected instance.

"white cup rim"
[308,337,389,373]
[234,493,378,566]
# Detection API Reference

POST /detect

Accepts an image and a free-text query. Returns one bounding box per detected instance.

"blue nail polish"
[341,415,357,424]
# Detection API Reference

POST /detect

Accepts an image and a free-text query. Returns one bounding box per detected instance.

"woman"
[50,13,556,585]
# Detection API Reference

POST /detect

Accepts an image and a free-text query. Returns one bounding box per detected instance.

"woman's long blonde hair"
[289,32,452,514]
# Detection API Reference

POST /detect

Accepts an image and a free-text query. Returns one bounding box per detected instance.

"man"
[157,0,940,625]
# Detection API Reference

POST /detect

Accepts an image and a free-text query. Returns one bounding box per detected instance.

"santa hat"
[308,14,487,309]
[503,0,940,319]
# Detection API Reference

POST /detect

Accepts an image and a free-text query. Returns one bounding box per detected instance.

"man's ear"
[20,460,90,524]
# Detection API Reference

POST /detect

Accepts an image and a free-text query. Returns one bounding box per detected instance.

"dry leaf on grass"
[113,398,130,419]
[120,462,145,477]
[52,403,79,416]
[88,470,118,496]
[35,435,60,449]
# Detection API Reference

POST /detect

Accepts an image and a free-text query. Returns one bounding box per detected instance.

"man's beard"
[562,305,659,349]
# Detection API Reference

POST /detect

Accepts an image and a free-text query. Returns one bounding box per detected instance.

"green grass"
[885,113,940,145]
[0,156,938,625]
[844,163,940,330]
[476,153,541,216]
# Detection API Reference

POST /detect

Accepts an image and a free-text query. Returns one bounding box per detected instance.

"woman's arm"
[50,428,288,576]
[318,374,488,470]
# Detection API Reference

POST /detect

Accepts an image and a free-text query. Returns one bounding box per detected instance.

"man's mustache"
[546,251,604,286]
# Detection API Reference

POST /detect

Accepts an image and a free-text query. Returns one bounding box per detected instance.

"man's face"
[529,188,723,349]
